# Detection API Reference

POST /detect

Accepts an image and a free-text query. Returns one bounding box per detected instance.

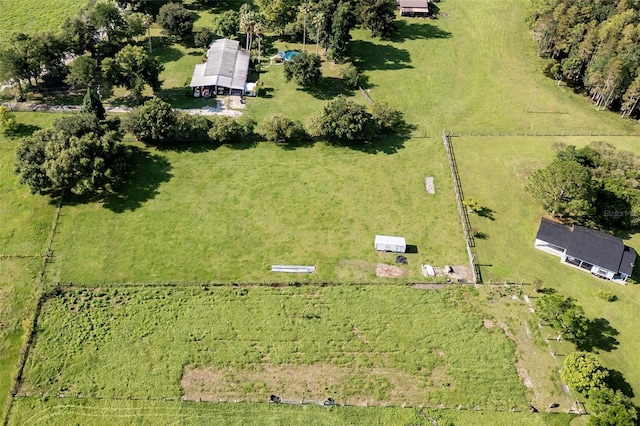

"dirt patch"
[376,263,407,278]
[412,283,446,289]
[515,360,533,389]
[427,265,472,283]
[181,364,435,405]
[433,348,445,358]
[483,319,494,328]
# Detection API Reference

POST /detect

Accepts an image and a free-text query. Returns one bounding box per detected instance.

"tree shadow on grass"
[7,123,41,138]
[348,41,412,71]
[152,39,184,63]
[477,206,495,220]
[299,77,354,100]
[60,147,173,211]
[101,147,173,212]
[607,369,634,398]
[390,20,452,43]
[576,317,619,352]
[333,133,410,155]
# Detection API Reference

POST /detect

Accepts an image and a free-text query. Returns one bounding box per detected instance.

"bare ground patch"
[375,263,407,278]
[181,364,442,405]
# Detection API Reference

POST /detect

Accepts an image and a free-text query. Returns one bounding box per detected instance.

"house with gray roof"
[189,38,250,97]
[534,218,636,284]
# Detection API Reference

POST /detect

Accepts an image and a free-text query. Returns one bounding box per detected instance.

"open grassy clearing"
[46,139,465,284]
[20,286,527,408]
[0,0,91,40]
[455,136,640,405]
[0,132,59,255]
[7,398,573,426]
[0,258,41,419]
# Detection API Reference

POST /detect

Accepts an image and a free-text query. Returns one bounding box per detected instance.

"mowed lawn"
[20,286,526,408]
[0,0,91,37]
[48,139,466,284]
[7,398,573,426]
[455,136,640,404]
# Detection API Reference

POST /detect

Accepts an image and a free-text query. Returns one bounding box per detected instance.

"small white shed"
[374,235,406,253]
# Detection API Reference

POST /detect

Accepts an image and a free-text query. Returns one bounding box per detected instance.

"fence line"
[359,86,373,104]
[2,197,63,425]
[446,131,640,137]
[11,393,551,414]
[442,130,481,284]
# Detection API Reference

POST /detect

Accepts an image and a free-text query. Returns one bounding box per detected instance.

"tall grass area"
[20,286,525,408]
[0,0,91,39]
[7,398,573,426]
[455,136,640,404]
[0,259,40,420]
[47,139,466,284]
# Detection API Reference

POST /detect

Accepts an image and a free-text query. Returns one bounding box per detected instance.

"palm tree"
[312,11,325,55]
[240,4,256,52]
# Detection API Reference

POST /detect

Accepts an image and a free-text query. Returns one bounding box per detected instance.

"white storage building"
[374,235,406,253]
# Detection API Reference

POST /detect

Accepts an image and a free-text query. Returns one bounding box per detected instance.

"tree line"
[0,1,183,102]
[528,0,640,117]
[12,96,408,197]
[526,142,640,231]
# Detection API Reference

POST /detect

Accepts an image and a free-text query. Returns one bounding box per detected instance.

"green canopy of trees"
[561,352,609,395]
[102,45,163,103]
[528,0,640,116]
[14,115,129,197]
[527,142,640,229]
[587,387,638,426]
[535,294,588,344]
[157,2,194,39]
[257,114,304,142]
[283,51,322,87]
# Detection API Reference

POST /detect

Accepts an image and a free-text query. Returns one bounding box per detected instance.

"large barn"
[189,38,250,97]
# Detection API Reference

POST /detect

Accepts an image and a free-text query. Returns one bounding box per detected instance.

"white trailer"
[374,235,406,253]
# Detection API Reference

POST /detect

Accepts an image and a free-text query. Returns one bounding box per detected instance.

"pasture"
[20,285,524,407]
[0,0,92,39]
[6,398,573,426]
[3,0,640,423]
[45,138,465,284]
[455,136,640,405]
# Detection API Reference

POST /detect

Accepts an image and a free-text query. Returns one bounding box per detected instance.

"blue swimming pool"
[284,51,300,61]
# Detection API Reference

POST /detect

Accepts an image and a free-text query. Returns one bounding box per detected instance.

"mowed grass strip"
[21,285,526,408]
[454,135,640,404]
[0,258,40,419]
[49,139,466,284]
[0,0,91,37]
[6,397,574,426]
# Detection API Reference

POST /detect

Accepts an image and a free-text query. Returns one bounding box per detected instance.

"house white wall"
[534,239,565,257]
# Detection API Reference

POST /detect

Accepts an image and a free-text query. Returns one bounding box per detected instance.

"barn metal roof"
[189,39,250,90]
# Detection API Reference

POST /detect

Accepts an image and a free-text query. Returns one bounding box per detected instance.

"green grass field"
[7,398,573,426]
[20,285,528,408]
[0,0,91,39]
[45,139,465,284]
[0,258,40,419]
[455,136,640,405]
[3,0,640,424]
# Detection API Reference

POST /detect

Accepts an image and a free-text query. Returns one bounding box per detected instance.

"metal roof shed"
[189,38,250,94]
[375,235,406,253]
